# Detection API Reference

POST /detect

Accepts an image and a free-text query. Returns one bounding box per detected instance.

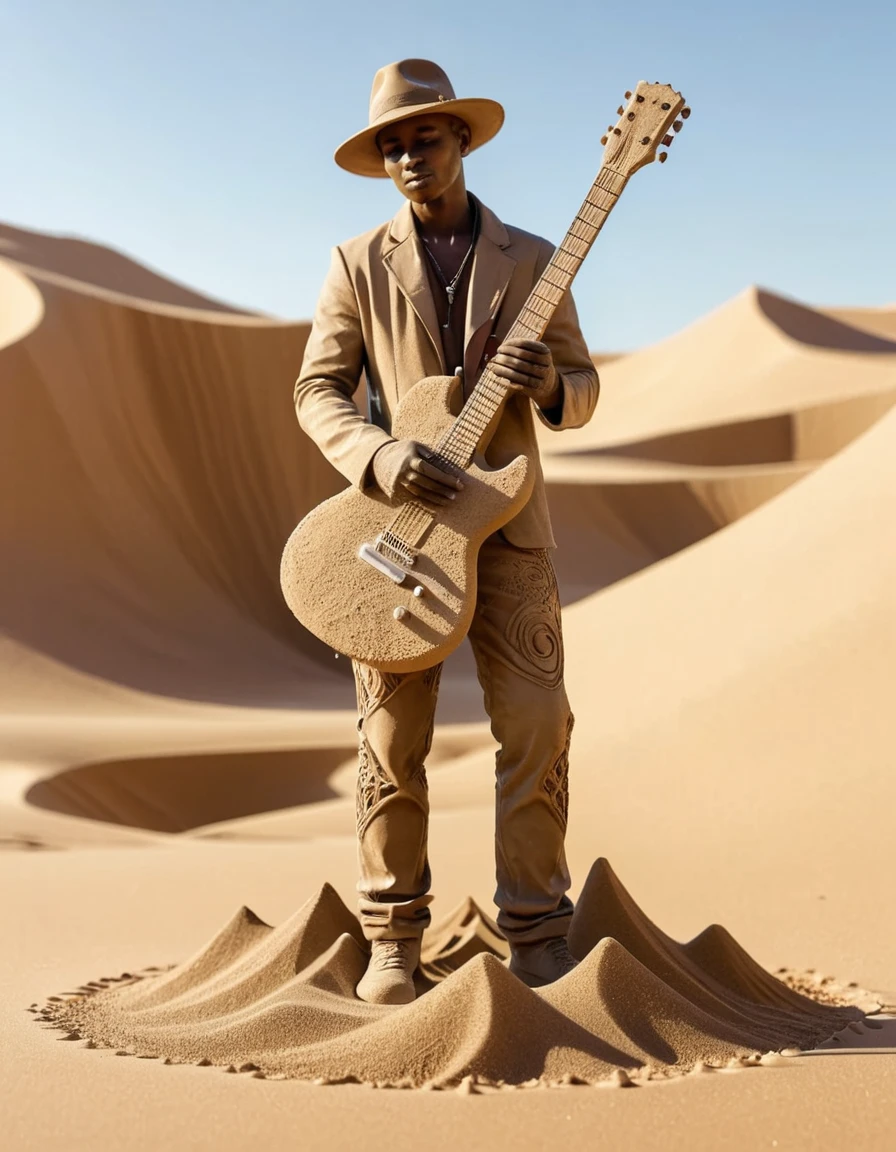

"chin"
[404,181,445,205]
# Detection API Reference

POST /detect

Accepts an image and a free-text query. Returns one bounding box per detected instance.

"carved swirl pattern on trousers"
[501,551,565,690]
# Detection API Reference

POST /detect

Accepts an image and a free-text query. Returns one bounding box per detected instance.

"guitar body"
[280,374,534,672]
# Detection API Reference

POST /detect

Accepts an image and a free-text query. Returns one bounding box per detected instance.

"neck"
[411,179,472,237]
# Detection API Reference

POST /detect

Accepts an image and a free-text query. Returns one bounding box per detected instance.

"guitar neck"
[434,165,628,468]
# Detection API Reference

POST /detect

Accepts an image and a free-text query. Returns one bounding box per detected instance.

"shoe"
[509,935,578,988]
[356,937,421,1005]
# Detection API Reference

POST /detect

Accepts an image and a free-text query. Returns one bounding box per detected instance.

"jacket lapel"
[464,197,516,386]
[382,202,445,371]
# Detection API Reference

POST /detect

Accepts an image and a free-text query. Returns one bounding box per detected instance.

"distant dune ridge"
[540,286,896,600]
[3,225,896,1145]
[40,860,863,1087]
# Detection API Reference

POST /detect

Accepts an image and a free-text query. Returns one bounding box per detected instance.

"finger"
[495,344,550,365]
[491,365,541,388]
[497,339,550,359]
[491,353,547,375]
[414,456,463,488]
[405,469,458,497]
[402,480,453,506]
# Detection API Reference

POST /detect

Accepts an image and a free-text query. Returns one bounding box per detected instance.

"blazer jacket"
[293,195,599,548]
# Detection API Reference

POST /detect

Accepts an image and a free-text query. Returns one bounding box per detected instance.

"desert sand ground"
[2,222,894,1150]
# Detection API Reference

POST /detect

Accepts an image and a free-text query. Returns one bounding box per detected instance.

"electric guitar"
[281,82,689,671]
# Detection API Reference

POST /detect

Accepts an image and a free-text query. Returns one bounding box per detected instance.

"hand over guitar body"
[280,372,534,672]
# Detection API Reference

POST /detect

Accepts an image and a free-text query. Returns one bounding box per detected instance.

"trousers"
[352,531,575,945]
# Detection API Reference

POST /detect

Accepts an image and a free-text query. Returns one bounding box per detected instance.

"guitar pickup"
[358,543,408,585]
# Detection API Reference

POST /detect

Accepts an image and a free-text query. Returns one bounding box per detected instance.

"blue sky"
[5,0,894,349]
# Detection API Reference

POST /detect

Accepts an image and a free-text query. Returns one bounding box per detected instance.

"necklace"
[419,199,480,330]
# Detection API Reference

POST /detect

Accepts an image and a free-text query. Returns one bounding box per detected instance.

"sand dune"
[544,287,896,453]
[0,222,247,313]
[6,240,890,690]
[4,225,896,1150]
[0,253,355,709]
[40,861,859,1087]
[539,286,896,598]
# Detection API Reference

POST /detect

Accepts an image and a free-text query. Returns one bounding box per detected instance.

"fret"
[522,294,553,323]
[510,313,544,339]
[577,201,608,227]
[584,192,613,212]
[532,284,563,306]
[551,250,580,276]
[594,167,625,195]
[559,234,590,259]
[569,218,597,244]
[542,265,572,291]
[574,210,601,230]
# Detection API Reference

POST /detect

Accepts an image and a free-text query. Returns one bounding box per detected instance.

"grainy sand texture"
[2,222,895,1151]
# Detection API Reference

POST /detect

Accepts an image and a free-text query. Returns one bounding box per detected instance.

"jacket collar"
[382,195,516,375]
[385,195,511,250]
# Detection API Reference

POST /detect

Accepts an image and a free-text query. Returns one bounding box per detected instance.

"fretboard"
[434,165,628,468]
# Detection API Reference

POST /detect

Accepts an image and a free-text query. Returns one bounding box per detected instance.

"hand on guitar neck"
[488,337,561,412]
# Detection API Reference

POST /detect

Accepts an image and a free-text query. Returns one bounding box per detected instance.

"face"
[376,113,471,203]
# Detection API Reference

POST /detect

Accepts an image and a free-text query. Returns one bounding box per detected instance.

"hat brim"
[334,97,505,178]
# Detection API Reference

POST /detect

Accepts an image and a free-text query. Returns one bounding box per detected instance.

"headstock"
[600,81,689,176]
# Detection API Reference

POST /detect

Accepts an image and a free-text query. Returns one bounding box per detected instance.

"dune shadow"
[756,290,896,353]
[26,746,356,832]
[561,414,795,467]
[546,479,729,604]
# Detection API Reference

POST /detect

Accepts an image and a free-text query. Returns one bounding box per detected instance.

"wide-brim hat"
[334,58,504,179]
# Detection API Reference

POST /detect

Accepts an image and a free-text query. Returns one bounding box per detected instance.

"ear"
[456,118,472,157]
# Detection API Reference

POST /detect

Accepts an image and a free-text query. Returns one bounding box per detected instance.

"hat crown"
[369,59,457,125]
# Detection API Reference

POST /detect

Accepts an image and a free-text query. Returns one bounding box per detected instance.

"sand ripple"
[40,860,862,1087]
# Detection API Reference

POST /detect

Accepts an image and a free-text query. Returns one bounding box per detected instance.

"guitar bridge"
[376,531,416,569]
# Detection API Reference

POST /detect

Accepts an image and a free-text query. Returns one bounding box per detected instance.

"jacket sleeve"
[532,239,600,432]
[293,246,394,489]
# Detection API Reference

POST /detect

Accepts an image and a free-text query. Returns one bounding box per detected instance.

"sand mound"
[41,860,858,1087]
[419,897,508,981]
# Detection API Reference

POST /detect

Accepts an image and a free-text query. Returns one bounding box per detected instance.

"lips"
[405,173,433,189]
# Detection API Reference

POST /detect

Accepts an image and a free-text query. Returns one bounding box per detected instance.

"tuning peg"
[600,135,608,145]
[617,105,624,115]
[662,134,674,146]
[658,152,668,163]
[673,119,683,132]
[681,107,691,118]
[624,90,632,99]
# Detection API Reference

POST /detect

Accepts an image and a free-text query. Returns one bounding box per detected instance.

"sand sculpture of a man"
[294,59,599,1004]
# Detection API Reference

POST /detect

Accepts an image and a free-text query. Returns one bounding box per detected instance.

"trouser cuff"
[497,896,575,945]
[358,893,433,941]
